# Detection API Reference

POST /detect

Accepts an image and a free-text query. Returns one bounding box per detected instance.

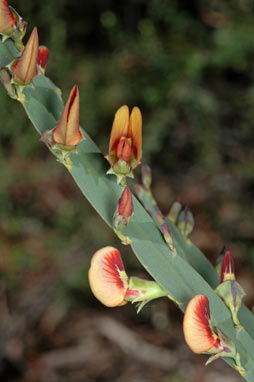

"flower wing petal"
[128,106,142,168]
[109,105,129,156]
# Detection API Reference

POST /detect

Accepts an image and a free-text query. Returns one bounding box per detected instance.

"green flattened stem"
[1,33,254,381]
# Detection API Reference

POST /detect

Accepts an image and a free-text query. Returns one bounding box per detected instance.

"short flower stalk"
[215,248,245,328]
[107,105,142,185]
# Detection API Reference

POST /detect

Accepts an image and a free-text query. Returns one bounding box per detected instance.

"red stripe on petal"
[102,249,125,289]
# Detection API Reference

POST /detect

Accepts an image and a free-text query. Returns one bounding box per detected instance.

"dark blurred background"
[0,0,253,381]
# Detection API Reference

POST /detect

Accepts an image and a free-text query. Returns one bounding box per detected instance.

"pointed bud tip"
[220,247,235,283]
[183,294,218,354]
[88,246,128,307]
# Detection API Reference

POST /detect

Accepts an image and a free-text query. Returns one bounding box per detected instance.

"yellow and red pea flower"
[183,294,221,354]
[88,246,168,311]
[107,105,142,183]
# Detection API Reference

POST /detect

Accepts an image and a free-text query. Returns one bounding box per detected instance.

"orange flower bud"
[88,246,129,307]
[13,27,39,85]
[107,105,142,179]
[53,84,82,147]
[38,45,49,73]
[0,0,16,33]
[220,247,235,283]
[183,294,220,354]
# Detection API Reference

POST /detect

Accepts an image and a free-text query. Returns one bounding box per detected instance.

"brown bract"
[183,294,218,354]
[88,246,129,307]
[0,0,15,33]
[53,84,82,146]
[108,105,142,168]
[13,27,39,84]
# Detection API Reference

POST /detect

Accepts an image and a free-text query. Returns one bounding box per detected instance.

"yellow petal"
[183,294,217,354]
[13,27,39,84]
[108,105,129,158]
[88,246,128,307]
[53,85,81,146]
[0,0,15,32]
[128,106,142,168]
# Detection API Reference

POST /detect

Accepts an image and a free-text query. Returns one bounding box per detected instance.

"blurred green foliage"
[0,0,253,296]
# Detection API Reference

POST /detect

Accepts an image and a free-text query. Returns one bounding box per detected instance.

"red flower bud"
[113,187,133,241]
[53,84,82,147]
[13,27,39,85]
[220,246,235,283]
[118,187,133,221]
[38,45,49,73]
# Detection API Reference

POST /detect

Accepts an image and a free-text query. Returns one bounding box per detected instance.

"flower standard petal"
[183,294,218,354]
[108,105,129,164]
[13,27,39,85]
[88,246,129,307]
[0,0,16,33]
[53,84,82,146]
[128,106,142,168]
